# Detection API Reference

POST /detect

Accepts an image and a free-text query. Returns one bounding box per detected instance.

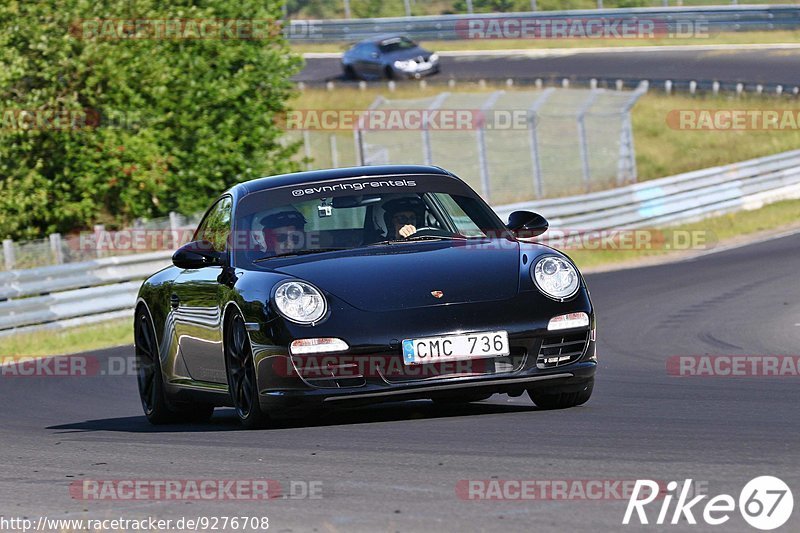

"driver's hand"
[399,225,417,238]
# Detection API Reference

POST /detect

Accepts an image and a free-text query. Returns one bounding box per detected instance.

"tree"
[0,0,302,239]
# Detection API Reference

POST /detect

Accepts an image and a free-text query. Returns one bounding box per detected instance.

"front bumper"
[252,323,595,414]
[247,285,595,414]
[393,62,440,79]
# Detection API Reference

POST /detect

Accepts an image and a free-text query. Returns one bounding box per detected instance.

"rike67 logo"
[624,477,794,530]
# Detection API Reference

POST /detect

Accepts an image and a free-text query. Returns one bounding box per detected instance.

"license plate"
[402,331,510,366]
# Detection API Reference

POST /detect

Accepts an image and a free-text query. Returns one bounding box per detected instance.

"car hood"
[267,240,520,313]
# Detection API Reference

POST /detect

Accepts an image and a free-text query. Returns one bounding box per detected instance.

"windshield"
[379,37,417,53]
[232,174,510,265]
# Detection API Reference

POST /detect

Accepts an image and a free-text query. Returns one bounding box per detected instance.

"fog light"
[290,338,349,355]
[547,312,589,331]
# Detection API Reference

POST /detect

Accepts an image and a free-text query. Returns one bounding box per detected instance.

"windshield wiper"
[402,234,468,242]
[364,235,467,247]
[253,248,346,262]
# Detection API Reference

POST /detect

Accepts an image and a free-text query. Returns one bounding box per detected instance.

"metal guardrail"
[492,149,800,226]
[288,6,800,42]
[2,149,800,336]
[0,252,173,336]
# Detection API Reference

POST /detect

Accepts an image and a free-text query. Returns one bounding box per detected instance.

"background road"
[295,46,800,87]
[2,232,799,532]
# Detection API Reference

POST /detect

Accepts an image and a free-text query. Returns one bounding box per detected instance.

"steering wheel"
[403,226,455,238]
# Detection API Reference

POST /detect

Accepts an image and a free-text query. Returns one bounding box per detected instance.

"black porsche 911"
[341,34,440,80]
[135,165,596,428]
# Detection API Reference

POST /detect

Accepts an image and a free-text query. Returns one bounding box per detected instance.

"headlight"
[273,280,327,325]
[429,53,439,63]
[393,59,415,70]
[532,256,580,300]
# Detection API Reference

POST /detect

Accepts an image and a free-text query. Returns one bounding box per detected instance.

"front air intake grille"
[536,332,589,369]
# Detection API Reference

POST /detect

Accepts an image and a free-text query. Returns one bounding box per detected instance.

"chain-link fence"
[1,212,203,271]
[287,85,645,205]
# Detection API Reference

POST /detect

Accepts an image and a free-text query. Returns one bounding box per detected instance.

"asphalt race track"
[295,46,800,87]
[2,231,799,532]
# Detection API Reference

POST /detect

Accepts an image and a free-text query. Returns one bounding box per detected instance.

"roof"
[234,165,455,196]
[358,34,411,45]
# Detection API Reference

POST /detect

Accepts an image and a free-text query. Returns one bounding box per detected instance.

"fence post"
[3,239,14,270]
[465,0,474,14]
[531,0,537,11]
[422,92,450,165]
[167,211,181,251]
[302,130,312,170]
[329,134,340,168]
[476,91,505,202]
[354,96,386,166]
[94,224,105,258]
[617,81,648,185]
[354,128,364,166]
[576,91,599,193]
[527,87,554,198]
[49,233,64,264]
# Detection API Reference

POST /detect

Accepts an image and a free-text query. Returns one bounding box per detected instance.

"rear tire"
[384,66,396,80]
[528,378,594,410]
[135,308,175,424]
[135,307,216,425]
[225,313,270,429]
[343,65,357,80]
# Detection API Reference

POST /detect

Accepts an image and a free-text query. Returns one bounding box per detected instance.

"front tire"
[528,377,594,410]
[225,313,270,429]
[343,65,357,80]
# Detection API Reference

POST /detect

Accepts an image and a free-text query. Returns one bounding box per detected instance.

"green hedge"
[0,1,302,240]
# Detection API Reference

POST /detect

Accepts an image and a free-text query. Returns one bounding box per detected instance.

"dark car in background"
[342,35,440,80]
[135,165,596,428]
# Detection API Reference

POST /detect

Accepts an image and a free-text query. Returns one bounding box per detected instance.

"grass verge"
[567,198,800,270]
[0,318,132,359]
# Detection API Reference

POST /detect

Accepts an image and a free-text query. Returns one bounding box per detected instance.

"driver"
[259,208,307,256]
[381,197,426,240]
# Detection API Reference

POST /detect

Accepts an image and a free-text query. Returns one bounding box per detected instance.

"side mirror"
[507,211,549,238]
[172,240,224,269]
